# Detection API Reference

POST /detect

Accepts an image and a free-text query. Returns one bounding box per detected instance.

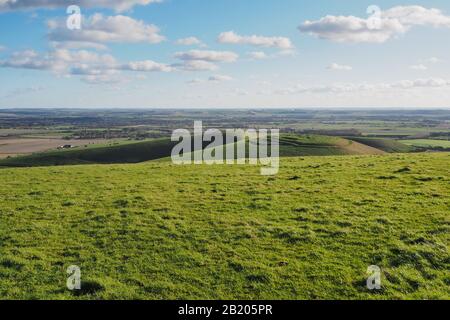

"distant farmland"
[401,139,450,149]
[0,138,108,159]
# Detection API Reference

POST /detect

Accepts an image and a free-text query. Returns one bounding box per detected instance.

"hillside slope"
[0,138,177,167]
[0,153,448,299]
[345,137,414,153]
[0,135,385,167]
[280,135,385,156]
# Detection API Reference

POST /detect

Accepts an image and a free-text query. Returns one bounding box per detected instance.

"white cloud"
[277,78,450,95]
[232,88,249,96]
[410,64,428,71]
[218,31,293,49]
[0,45,6,51]
[81,74,124,84]
[174,50,238,63]
[385,6,450,27]
[174,60,218,71]
[0,49,119,82]
[0,0,162,13]
[48,14,165,49]
[277,49,297,57]
[328,63,352,71]
[176,37,203,46]
[424,57,443,64]
[122,60,173,72]
[208,75,233,82]
[299,6,450,43]
[186,75,233,84]
[0,49,172,84]
[247,51,268,60]
[393,78,450,88]
[187,78,203,85]
[172,50,238,72]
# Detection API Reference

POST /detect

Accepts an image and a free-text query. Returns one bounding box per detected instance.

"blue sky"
[1,0,450,108]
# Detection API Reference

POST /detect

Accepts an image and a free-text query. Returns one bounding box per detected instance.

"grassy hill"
[345,137,414,153]
[0,138,177,167]
[0,153,448,299]
[280,135,385,156]
[0,135,385,168]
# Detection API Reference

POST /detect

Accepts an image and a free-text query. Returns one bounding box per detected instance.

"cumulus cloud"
[121,60,173,72]
[0,49,172,84]
[174,50,238,63]
[208,75,233,82]
[424,57,443,64]
[277,49,297,57]
[218,31,293,49]
[328,63,352,71]
[277,78,450,95]
[410,64,428,71]
[392,78,450,88]
[247,51,268,60]
[185,75,234,84]
[174,60,218,72]
[48,14,165,49]
[0,0,162,13]
[299,6,450,43]
[0,49,119,81]
[175,37,203,46]
[187,78,203,85]
[173,50,238,72]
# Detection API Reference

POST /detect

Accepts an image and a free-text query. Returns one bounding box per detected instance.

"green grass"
[345,137,414,153]
[280,135,384,156]
[0,153,449,299]
[0,135,385,168]
[401,139,450,149]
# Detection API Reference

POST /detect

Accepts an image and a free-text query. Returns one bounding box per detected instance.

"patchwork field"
[402,139,450,149]
[0,138,108,159]
[0,153,448,299]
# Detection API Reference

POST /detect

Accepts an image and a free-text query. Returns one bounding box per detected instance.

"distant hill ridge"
[0,134,396,168]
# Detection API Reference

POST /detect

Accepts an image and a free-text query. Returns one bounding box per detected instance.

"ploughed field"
[0,138,108,159]
[0,153,449,299]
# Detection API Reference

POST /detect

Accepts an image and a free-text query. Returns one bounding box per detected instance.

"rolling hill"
[0,152,448,299]
[279,135,385,156]
[0,138,177,167]
[0,134,386,168]
[345,137,414,153]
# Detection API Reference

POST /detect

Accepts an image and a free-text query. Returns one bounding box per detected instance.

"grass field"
[279,135,385,156]
[0,153,448,299]
[0,135,386,167]
[401,139,450,149]
[344,137,413,153]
